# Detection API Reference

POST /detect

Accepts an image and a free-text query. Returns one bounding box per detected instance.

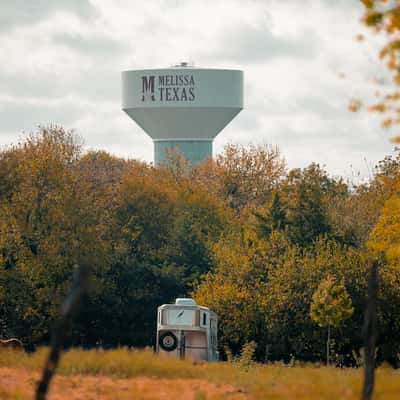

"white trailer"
[156,298,218,361]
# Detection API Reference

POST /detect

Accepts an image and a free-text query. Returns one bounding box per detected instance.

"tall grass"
[0,347,257,382]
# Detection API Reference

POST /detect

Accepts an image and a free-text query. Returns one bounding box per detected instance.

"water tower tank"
[121,64,243,166]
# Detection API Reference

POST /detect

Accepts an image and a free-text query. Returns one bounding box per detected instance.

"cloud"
[0,97,85,133]
[208,24,318,64]
[0,0,97,32]
[52,33,128,56]
[0,64,120,102]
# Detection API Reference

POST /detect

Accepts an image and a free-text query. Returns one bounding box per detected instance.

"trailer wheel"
[159,331,178,352]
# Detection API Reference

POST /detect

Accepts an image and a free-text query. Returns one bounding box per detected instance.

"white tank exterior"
[121,66,243,166]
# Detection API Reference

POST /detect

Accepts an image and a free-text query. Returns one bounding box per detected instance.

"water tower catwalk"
[121,63,243,166]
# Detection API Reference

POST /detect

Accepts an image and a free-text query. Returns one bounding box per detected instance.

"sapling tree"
[310,275,354,365]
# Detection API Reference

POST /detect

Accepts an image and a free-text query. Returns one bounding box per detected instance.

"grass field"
[0,348,399,399]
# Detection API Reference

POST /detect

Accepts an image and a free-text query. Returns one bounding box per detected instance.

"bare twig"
[361,259,378,400]
[36,263,89,400]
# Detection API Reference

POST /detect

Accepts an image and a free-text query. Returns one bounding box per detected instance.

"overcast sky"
[0,0,396,179]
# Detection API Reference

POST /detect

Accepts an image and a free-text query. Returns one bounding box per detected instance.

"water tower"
[121,63,243,166]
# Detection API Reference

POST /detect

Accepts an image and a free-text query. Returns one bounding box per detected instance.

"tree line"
[0,126,399,365]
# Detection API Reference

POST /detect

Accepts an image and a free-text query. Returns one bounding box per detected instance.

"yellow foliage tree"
[368,196,400,261]
[310,275,354,365]
[193,143,286,213]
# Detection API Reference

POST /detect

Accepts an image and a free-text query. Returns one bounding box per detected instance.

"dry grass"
[0,348,399,399]
[0,367,247,400]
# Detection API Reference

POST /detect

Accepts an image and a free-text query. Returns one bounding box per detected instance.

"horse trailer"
[156,298,218,361]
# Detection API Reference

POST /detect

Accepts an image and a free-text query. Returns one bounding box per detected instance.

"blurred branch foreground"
[361,260,378,400]
[36,264,89,400]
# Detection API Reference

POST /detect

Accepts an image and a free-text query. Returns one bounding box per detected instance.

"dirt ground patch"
[0,367,251,400]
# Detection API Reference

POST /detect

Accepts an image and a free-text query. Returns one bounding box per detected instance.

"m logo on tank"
[141,76,155,101]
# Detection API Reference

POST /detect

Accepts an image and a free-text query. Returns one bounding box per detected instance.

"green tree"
[253,192,286,239]
[310,275,354,365]
[280,164,339,246]
[0,127,113,346]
